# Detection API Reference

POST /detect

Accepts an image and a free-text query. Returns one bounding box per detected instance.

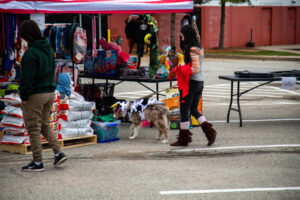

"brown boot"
[201,121,217,146]
[170,129,192,146]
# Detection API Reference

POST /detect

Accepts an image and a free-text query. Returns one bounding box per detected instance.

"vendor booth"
[0,0,195,153]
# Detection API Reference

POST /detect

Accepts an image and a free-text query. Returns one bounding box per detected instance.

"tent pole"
[79,14,82,27]
[98,14,102,49]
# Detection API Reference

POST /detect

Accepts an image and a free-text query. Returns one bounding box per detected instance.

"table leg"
[156,82,159,100]
[237,81,242,127]
[227,80,234,123]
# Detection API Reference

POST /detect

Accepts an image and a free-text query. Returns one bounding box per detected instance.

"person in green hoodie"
[19,20,67,172]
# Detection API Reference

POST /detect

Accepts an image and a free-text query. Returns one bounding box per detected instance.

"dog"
[112,98,169,144]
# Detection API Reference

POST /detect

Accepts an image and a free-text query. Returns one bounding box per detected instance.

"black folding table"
[79,74,175,100]
[219,75,299,127]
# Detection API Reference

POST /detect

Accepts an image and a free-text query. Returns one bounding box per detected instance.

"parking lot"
[0,58,300,200]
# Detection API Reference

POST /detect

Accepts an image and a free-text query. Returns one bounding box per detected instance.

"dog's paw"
[161,139,168,144]
[129,136,136,140]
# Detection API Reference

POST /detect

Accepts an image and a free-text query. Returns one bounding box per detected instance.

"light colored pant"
[22,92,60,162]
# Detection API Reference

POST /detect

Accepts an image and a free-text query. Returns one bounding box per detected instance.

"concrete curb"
[205,54,300,61]
[165,144,300,156]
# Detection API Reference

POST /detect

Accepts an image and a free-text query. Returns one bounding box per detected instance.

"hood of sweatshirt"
[29,39,52,55]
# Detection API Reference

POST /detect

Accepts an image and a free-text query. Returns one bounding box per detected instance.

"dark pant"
[180,79,203,122]
[22,92,61,162]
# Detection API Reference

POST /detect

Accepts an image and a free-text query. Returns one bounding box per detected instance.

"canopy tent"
[0,0,193,14]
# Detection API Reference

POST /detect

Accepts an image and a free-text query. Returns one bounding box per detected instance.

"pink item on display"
[117,51,130,64]
[98,38,121,52]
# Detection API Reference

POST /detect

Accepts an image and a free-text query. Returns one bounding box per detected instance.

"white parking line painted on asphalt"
[160,187,300,195]
[114,91,152,95]
[209,118,300,123]
[204,88,299,95]
[204,94,283,98]
[172,144,300,153]
[205,102,300,106]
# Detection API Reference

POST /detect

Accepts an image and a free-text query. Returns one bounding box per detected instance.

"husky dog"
[112,98,169,143]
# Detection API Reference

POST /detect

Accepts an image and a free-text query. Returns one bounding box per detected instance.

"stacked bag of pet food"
[56,73,95,139]
[0,93,30,144]
[0,92,62,145]
[0,93,31,144]
[49,91,62,139]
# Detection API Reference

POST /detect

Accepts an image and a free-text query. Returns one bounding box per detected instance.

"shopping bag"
[191,96,203,126]
[165,88,179,99]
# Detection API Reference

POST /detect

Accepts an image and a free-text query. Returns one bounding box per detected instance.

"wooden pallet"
[0,135,97,154]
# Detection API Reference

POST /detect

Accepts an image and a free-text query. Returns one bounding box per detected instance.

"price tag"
[281,77,296,90]
[30,13,45,31]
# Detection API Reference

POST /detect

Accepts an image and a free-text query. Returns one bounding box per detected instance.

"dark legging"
[180,79,204,122]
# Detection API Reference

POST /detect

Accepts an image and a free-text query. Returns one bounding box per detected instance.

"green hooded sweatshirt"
[19,39,56,101]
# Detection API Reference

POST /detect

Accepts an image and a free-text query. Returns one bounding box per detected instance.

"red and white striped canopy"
[0,0,193,14]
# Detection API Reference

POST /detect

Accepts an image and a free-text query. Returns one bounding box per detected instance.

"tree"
[194,0,251,49]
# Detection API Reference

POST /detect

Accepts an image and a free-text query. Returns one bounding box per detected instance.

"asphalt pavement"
[0,46,300,200]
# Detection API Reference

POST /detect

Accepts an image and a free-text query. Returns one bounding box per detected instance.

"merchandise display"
[58,84,94,139]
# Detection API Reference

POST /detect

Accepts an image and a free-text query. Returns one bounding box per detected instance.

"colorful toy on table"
[162,45,171,55]
[177,53,184,66]
[154,65,169,79]
[127,56,138,69]
[159,55,171,71]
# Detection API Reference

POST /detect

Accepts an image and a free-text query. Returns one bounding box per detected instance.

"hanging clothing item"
[56,27,64,57]
[43,25,52,38]
[63,24,71,50]
[4,14,17,73]
[92,15,97,58]
[69,23,78,60]
[49,26,57,51]
[73,27,87,63]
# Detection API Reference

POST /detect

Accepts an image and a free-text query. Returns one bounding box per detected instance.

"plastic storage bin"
[91,120,120,143]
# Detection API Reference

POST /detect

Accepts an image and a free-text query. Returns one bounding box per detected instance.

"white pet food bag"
[60,99,95,111]
[0,93,22,105]
[1,105,23,118]
[60,119,91,128]
[60,127,93,139]
[1,134,27,144]
[1,115,24,128]
[59,110,93,121]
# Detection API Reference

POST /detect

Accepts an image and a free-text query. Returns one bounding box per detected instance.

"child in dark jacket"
[19,20,67,172]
